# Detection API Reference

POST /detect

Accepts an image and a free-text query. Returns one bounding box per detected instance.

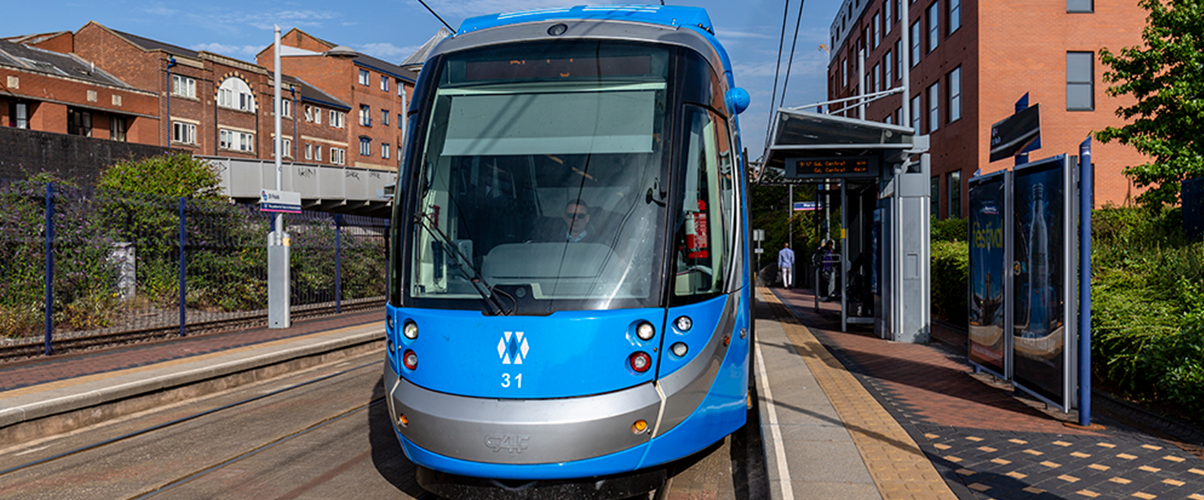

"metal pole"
[788,184,793,289]
[178,197,186,337]
[858,48,866,120]
[274,26,283,232]
[165,58,175,146]
[43,182,54,356]
[1078,137,1093,427]
[335,214,342,314]
[900,6,911,129]
[268,24,291,329]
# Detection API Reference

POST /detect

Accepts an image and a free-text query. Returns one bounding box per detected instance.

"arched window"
[218,77,256,112]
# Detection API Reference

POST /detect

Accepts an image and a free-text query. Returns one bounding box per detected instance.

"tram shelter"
[763,109,932,342]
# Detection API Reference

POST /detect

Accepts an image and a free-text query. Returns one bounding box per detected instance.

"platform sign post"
[1011,154,1076,411]
[968,170,1011,380]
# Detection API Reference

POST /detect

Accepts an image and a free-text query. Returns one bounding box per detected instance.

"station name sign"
[785,156,880,180]
[260,189,302,213]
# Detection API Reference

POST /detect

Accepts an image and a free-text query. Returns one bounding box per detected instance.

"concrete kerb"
[0,324,384,447]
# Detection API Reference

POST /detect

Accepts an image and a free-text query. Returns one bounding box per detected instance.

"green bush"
[931,216,968,243]
[931,240,968,326]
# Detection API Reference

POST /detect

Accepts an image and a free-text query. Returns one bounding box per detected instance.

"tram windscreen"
[408,42,670,314]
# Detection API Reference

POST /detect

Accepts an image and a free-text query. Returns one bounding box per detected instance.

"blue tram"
[384,5,753,495]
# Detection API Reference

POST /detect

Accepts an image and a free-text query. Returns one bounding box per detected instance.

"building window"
[172,121,196,145]
[1067,52,1094,111]
[315,145,322,162]
[872,13,880,48]
[948,0,961,34]
[11,102,28,129]
[274,99,292,118]
[111,116,127,142]
[927,83,939,133]
[331,147,345,165]
[304,105,313,122]
[218,78,255,112]
[948,171,962,218]
[885,50,893,86]
[910,21,921,66]
[382,142,390,160]
[381,109,389,126]
[843,58,849,87]
[398,113,404,129]
[359,69,370,86]
[897,0,904,22]
[330,110,344,128]
[930,176,940,218]
[314,107,321,125]
[171,75,196,98]
[910,94,921,131]
[885,0,892,34]
[68,108,92,137]
[873,63,880,93]
[360,105,371,126]
[1068,0,1093,12]
[273,138,292,158]
[360,137,371,156]
[305,143,313,160]
[948,66,962,122]
[927,2,939,53]
[219,129,255,152]
[381,75,389,92]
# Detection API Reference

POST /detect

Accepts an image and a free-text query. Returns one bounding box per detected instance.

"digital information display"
[785,156,880,180]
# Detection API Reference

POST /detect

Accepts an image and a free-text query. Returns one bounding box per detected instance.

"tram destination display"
[785,156,880,180]
[968,171,1008,378]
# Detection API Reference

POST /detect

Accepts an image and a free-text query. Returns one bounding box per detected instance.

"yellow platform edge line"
[758,287,957,500]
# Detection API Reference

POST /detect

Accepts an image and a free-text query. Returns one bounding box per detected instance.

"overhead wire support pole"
[268,24,290,329]
[900,6,911,129]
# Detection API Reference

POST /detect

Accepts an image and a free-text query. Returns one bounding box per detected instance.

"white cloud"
[144,5,177,16]
[357,42,422,60]
[191,42,261,58]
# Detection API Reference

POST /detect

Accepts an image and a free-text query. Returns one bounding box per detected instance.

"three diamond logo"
[497,331,530,365]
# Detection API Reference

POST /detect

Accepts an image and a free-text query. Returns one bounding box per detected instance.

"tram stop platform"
[0,292,1201,499]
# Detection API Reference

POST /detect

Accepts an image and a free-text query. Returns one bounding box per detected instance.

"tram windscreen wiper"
[413,213,514,316]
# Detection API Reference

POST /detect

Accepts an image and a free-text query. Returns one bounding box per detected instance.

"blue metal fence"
[0,180,388,354]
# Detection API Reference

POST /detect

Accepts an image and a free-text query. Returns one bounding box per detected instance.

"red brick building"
[0,37,157,142]
[827,0,1148,217]
[257,29,418,171]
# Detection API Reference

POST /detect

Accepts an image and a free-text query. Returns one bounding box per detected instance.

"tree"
[1096,0,1204,207]
[97,152,225,200]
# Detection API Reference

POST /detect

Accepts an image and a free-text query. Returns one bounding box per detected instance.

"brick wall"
[0,126,175,184]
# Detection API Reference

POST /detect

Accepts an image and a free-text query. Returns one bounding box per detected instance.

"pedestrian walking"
[778,242,795,289]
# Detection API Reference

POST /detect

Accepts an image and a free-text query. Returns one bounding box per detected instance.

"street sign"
[793,201,818,211]
[786,156,880,180]
[990,104,1041,162]
[753,229,765,242]
[260,189,302,213]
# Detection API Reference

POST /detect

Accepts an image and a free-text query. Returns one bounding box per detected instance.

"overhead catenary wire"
[762,0,792,157]
[779,1,807,111]
[417,0,456,33]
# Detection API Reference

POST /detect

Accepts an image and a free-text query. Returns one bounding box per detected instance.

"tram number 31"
[501,373,523,388]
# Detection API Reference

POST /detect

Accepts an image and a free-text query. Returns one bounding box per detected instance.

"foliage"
[931,217,967,243]
[749,183,828,276]
[931,240,968,327]
[97,153,225,200]
[1096,0,1204,207]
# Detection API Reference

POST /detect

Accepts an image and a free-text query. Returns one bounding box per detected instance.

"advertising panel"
[968,171,1008,378]
[1012,155,1073,408]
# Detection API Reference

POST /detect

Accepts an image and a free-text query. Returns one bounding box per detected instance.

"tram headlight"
[674,316,693,332]
[629,352,651,373]
[403,349,418,370]
[403,321,419,340]
[386,313,395,332]
[636,322,655,341]
[671,342,689,357]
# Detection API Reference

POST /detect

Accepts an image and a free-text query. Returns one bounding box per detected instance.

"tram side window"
[674,107,728,300]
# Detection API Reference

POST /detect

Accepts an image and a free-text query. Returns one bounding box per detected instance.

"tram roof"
[762,107,923,173]
[459,5,714,35]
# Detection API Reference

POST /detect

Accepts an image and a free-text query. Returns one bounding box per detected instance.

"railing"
[0,179,389,357]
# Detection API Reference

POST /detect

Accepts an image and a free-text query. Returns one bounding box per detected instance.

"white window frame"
[359,69,370,86]
[381,109,389,126]
[382,142,390,160]
[305,143,313,160]
[330,110,345,128]
[381,75,389,92]
[304,105,313,122]
[315,145,322,162]
[360,105,371,126]
[172,75,196,98]
[360,137,371,156]
[172,121,196,145]
[219,128,255,152]
[331,147,345,165]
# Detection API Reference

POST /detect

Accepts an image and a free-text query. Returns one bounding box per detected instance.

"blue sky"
[2,0,843,158]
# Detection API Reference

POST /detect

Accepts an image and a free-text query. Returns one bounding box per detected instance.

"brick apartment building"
[257,28,418,171]
[0,36,157,142]
[826,0,1149,218]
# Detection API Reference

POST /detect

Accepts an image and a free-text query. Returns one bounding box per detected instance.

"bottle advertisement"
[1012,157,1068,406]
[968,172,1007,377]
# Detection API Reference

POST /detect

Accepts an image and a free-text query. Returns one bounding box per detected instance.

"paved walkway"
[763,285,1204,500]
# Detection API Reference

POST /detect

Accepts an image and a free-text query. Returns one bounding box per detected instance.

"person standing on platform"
[778,242,795,289]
